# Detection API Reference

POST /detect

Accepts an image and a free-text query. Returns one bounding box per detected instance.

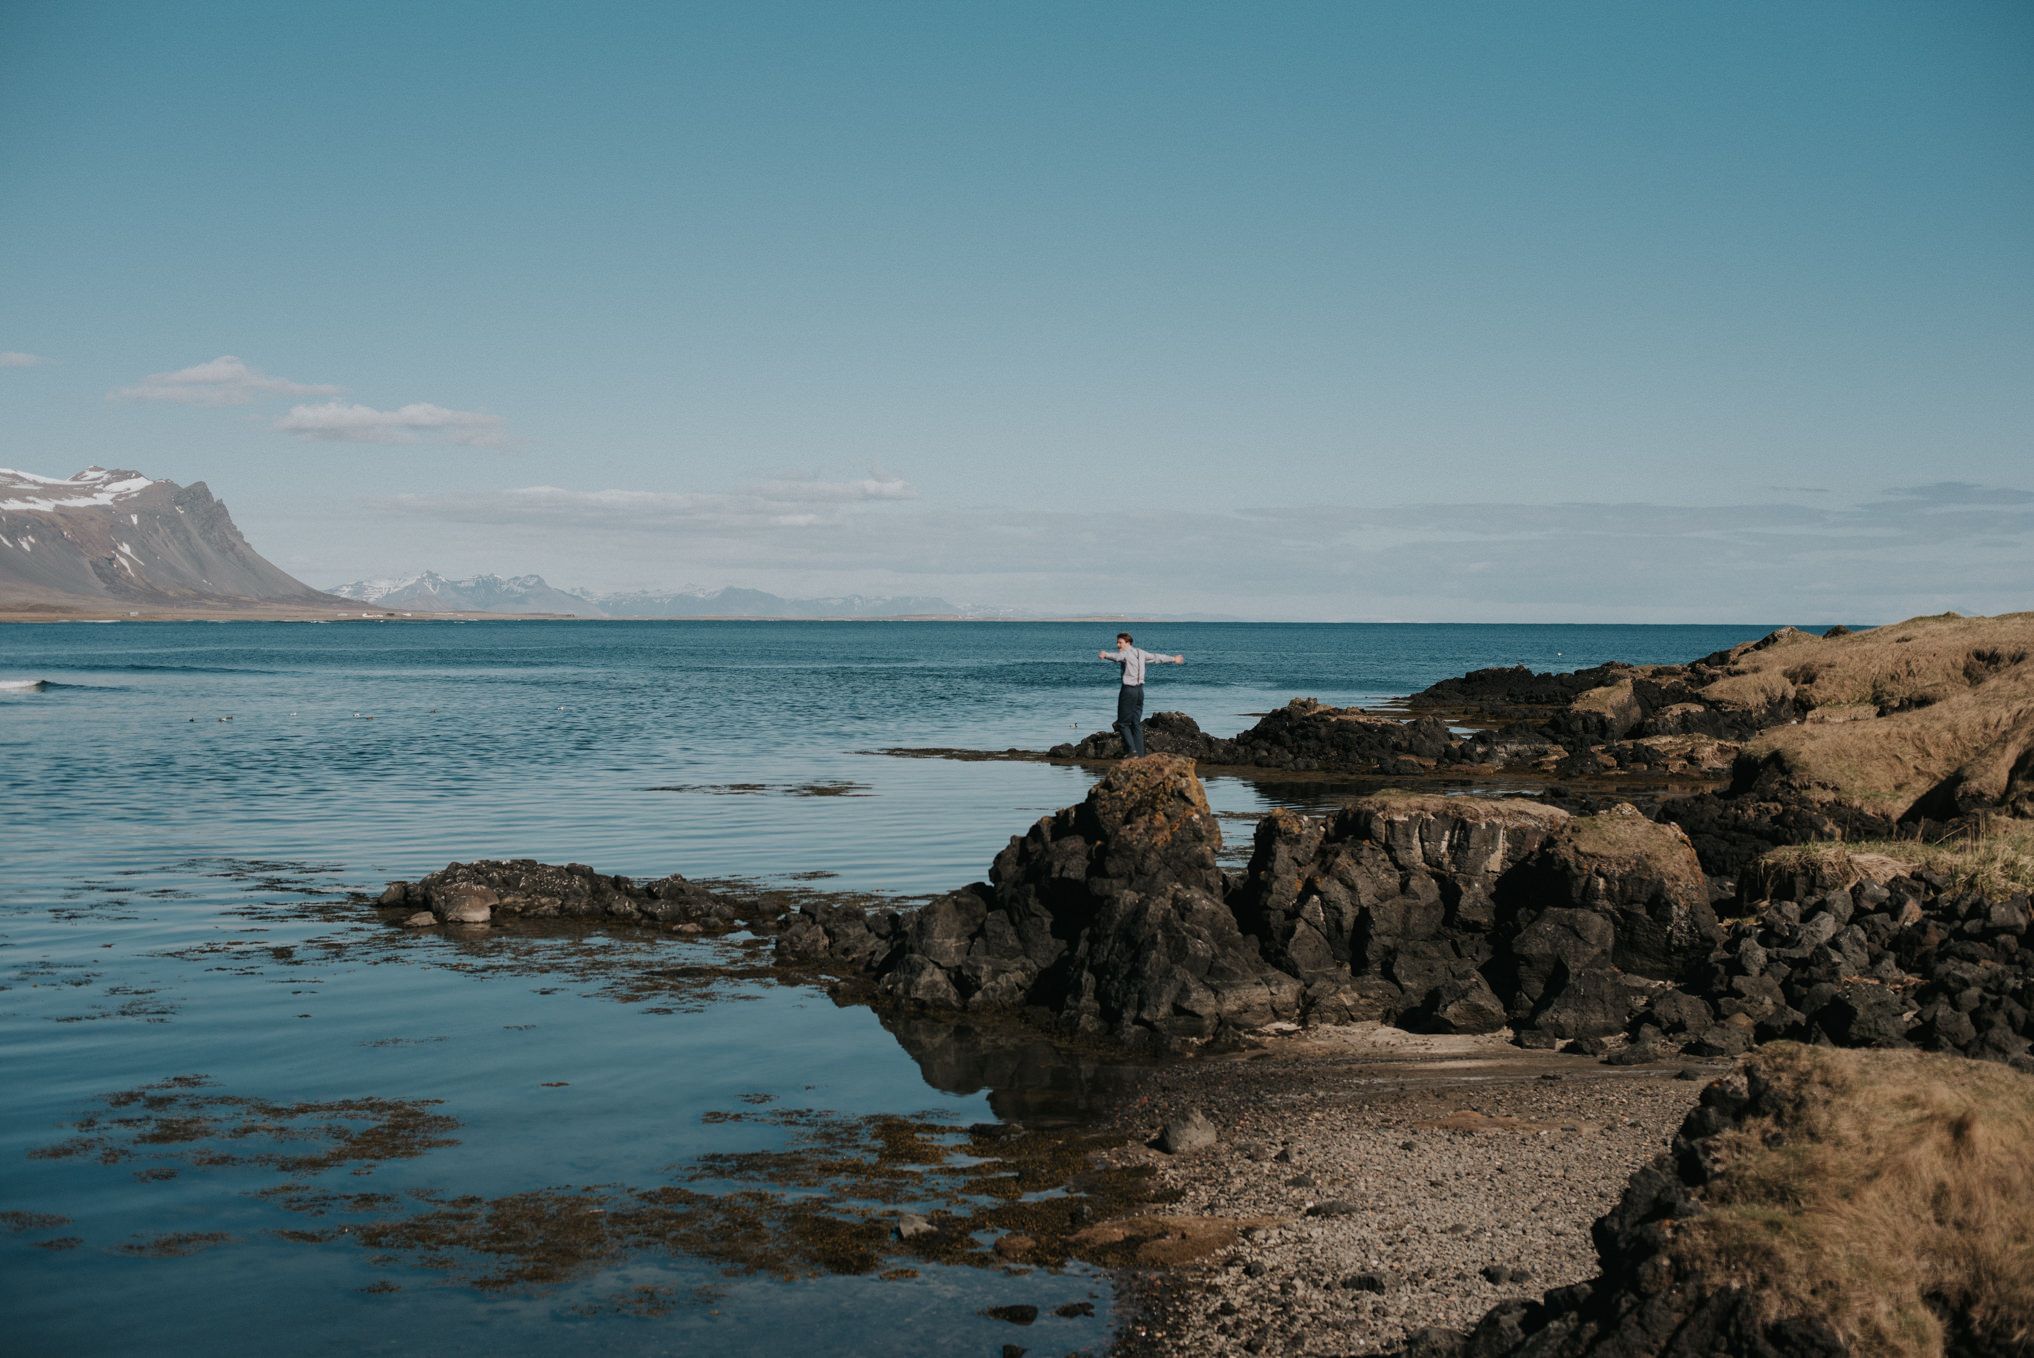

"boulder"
[434,882,496,925]
[1513,806,1719,979]
[1813,981,1911,1048]
[870,756,1300,1041]
[1156,1108,1218,1154]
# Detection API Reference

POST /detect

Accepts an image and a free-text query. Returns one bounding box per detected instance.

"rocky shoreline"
[362,612,2034,1356]
[908,613,2034,884]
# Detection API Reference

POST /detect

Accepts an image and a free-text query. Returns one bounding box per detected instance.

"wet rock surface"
[380,859,758,932]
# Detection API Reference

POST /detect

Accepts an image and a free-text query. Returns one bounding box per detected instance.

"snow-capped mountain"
[0,466,347,613]
[328,571,591,615]
[326,572,971,618]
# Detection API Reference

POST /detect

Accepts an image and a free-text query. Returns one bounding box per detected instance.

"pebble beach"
[1096,1026,1717,1357]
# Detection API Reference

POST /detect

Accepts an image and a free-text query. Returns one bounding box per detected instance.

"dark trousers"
[1114,684,1146,756]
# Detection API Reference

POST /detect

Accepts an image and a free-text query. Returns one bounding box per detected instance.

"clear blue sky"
[2,1,2028,620]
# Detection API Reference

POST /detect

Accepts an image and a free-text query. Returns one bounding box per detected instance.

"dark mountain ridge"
[0,466,350,614]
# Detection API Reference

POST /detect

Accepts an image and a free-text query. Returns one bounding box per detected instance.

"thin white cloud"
[359,479,2034,622]
[113,355,341,406]
[422,471,920,524]
[750,470,916,502]
[0,351,51,367]
[273,400,507,447]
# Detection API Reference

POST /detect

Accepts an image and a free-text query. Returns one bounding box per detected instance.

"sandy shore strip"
[1093,1025,1719,1357]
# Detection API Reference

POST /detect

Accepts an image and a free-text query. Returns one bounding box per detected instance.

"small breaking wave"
[0,678,49,691]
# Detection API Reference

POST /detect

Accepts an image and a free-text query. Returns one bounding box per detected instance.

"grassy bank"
[1674,1044,2034,1357]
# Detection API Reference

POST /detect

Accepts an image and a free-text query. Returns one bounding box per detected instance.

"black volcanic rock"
[1050,699,1460,774]
[383,860,751,930]
[1231,794,1571,1028]
[863,755,1302,1042]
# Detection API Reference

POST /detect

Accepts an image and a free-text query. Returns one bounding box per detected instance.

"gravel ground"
[1095,1024,1719,1358]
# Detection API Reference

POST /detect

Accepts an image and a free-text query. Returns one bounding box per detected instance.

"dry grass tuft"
[1673,1044,2034,1357]
[1751,822,2034,900]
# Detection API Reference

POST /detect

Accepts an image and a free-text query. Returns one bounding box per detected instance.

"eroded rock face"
[866,755,1301,1041]
[1230,794,1570,1030]
[1217,794,1732,1042]
[1491,806,1722,1039]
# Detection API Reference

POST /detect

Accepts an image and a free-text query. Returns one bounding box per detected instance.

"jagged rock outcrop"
[1491,807,1721,1040]
[1413,650,1803,756]
[815,761,1732,1045]
[855,755,1302,1041]
[1232,795,1570,1030]
[1226,794,1721,1040]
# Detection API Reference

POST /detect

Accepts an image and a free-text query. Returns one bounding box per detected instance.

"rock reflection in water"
[877,1010,1150,1125]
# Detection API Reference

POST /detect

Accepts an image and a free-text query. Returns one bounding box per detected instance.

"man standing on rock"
[1099,631,1183,757]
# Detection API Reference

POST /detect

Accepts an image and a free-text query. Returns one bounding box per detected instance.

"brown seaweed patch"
[29,1237,84,1251]
[29,1078,458,1179]
[1,1210,71,1232]
[305,1107,1164,1295]
[115,1231,235,1257]
[567,1282,725,1317]
[33,1082,1147,1310]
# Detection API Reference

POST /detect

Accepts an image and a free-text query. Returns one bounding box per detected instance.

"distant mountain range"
[0,466,350,615]
[327,571,993,618]
[0,464,1228,621]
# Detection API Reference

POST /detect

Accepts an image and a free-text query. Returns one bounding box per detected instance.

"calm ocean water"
[1,621,1773,1356]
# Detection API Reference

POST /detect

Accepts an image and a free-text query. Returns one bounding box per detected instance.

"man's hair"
[1117,632,1133,644]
